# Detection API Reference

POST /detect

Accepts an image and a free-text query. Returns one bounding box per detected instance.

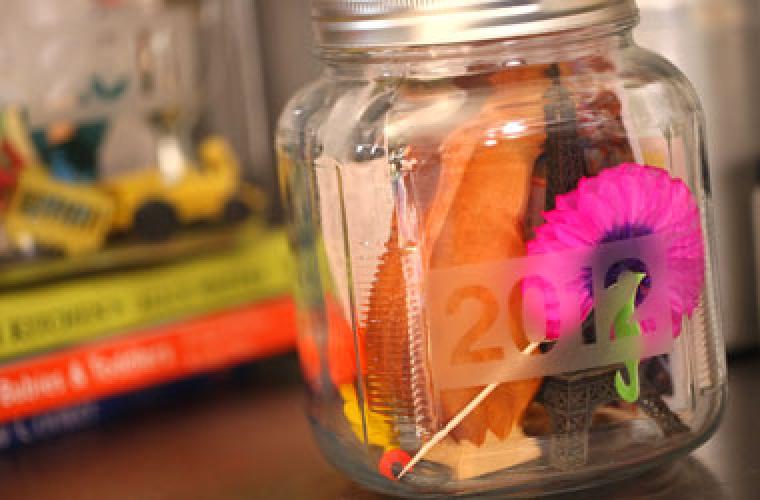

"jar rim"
[311,0,639,49]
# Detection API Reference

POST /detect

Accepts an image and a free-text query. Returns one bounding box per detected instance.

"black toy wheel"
[222,197,251,223]
[133,200,179,242]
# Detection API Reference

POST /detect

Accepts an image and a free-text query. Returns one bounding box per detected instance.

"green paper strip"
[612,272,646,403]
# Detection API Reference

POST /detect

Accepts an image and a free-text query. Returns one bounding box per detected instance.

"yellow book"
[0,227,292,360]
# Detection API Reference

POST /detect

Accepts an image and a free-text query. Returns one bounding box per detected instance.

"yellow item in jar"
[340,384,398,450]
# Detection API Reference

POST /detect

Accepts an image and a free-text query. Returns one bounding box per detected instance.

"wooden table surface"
[0,354,755,500]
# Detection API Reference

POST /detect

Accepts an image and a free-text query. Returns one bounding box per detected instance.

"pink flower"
[527,163,704,336]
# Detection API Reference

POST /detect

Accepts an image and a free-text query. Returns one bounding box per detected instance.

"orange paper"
[429,66,551,445]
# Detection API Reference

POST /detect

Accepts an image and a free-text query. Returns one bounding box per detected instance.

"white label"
[428,233,674,390]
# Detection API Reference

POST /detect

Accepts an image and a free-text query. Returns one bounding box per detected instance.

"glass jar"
[278,1,727,497]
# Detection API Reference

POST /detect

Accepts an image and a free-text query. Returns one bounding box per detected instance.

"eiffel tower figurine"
[533,64,689,471]
[542,64,589,211]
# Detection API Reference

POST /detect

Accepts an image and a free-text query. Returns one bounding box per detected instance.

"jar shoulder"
[277,76,334,139]
[618,43,704,114]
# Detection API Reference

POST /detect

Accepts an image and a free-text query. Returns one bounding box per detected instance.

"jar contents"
[312,59,704,484]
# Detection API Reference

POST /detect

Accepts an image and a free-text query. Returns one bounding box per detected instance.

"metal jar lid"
[312,0,639,48]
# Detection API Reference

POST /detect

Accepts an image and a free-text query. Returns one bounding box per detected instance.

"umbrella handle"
[615,359,640,403]
[611,273,644,403]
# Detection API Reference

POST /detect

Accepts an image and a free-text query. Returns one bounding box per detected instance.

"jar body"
[278,28,726,498]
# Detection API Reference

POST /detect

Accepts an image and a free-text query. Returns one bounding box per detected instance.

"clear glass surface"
[278,25,726,498]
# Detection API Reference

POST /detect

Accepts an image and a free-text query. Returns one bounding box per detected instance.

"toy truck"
[3,136,262,256]
[103,136,260,242]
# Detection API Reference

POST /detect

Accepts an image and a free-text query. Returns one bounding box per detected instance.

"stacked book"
[0,226,296,449]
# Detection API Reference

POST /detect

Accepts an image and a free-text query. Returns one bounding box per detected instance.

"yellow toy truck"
[103,136,262,242]
[1,112,263,257]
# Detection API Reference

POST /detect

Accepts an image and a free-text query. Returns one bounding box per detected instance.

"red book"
[0,297,296,424]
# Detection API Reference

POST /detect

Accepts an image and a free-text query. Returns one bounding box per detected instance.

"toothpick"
[397,342,542,479]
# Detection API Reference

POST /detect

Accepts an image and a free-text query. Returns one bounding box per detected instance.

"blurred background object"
[0,0,295,450]
[0,0,274,274]
[256,0,317,136]
[198,0,273,196]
